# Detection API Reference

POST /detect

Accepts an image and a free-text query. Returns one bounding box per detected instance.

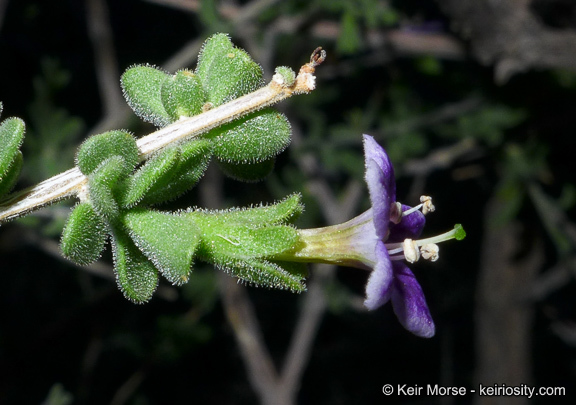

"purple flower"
[275,135,465,338]
[362,134,433,338]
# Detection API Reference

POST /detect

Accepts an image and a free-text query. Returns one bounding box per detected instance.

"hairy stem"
[0,50,323,224]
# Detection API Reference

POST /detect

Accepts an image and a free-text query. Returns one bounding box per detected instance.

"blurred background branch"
[441,0,576,83]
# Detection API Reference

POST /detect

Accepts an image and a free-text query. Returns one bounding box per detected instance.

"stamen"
[420,244,439,261]
[420,195,435,214]
[387,246,404,255]
[401,205,420,217]
[401,195,435,217]
[403,239,420,263]
[385,225,464,264]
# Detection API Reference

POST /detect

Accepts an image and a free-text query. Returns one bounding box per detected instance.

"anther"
[420,244,439,262]
[403,239,420,263]
[390,202,402,224]
[420,195,435,214]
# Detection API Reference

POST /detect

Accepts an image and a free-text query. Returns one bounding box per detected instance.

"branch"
[474,191,544,405]
[524,183,576,300]
[278,176,362,400]
[440,0,576,82]
[0,51,324,223]
[142,0,282,21]
[86,0,125,118]
[0,0,8,33]
[404,138,480,177]
[199,162,280,404]
[277,264,331,401]
[527,259,576,302]
[219,275,280,405]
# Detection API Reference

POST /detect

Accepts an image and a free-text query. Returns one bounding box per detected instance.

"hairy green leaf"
[207,109,291,164]
[88,156,127,220]
[76,130,138,176]
[111,229,159,303]
[121,64,172,127]
[195,33,263,106]
[60,202,108,265]
[0,117,25,180]
[0,151,22,198]
[139,139,212,205]
[202,194,303,226]
[120,146,181,208]
[123,209,201,285]
[194,218,299,262]
[216,157,275,182]
[271,260,309,279]
[161,70,207,121]
[218,258,306,292]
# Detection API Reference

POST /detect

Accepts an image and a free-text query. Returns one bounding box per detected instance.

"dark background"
[1,0,576,404]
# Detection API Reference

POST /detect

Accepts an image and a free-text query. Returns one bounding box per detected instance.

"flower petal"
[363,135,396,239]
[388,204,426,243]
[363,241,393,310]
[390,262,435,338]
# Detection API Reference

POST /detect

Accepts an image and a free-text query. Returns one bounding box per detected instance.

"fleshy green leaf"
[271,260,309,279]
[111,229,159,303]
[139,139,212,205]
[161,70,207,121]
[216,156,275,182]
[76,130,138,176]
[219,258,306,292]
[206,194,303,226]
[121,64,172,127]
[194,219,299,262]
[88,156,127,220]
[0,117,25,180]
[120,146,181,208]
[123,209,201,285]
[207,109,291,164]
[191,198,304,291]
[195,33,263,106]
[0,151,23,198]
[195,33,233,80]
[60,202,108,265]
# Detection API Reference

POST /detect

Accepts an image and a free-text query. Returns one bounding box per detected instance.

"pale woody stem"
[0,51,323,224]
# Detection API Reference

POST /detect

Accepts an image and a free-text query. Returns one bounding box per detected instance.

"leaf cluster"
[121,33,291,181]
[57,34,302,302]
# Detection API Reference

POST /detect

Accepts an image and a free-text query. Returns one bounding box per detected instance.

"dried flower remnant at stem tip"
[290,47,326,94]
[311,47,327,67]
